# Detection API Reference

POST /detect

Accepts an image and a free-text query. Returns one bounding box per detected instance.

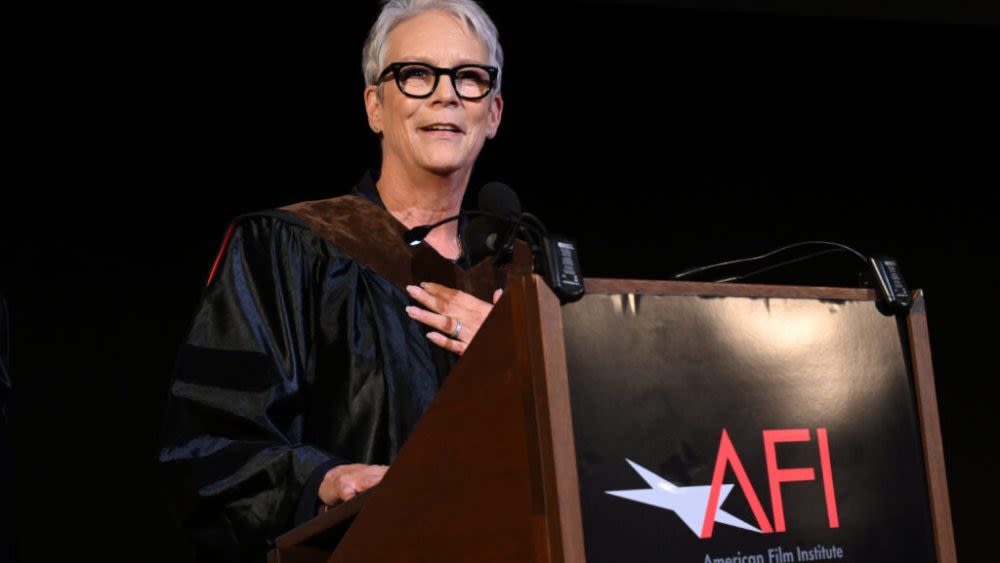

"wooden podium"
[269,276,955,563]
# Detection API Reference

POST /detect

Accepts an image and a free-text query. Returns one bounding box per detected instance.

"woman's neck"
[376,164,469,260]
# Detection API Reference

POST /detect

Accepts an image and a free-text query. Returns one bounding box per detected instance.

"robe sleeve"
[158,213,346,561]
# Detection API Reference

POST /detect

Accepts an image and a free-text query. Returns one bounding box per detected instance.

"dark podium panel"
[270,277,954,563]
[565,280,951,563]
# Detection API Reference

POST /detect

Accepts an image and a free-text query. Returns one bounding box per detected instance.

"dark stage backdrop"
[2,2,996,561]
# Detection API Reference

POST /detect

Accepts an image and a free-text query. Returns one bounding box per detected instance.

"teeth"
[425,125,459,131]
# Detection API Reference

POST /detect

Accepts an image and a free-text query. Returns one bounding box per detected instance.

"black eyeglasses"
[375,62,498,101]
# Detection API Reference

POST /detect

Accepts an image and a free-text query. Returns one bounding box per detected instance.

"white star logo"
[605,459,761,537]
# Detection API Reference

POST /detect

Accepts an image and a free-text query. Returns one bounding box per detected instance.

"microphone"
[463,215,505,264]
[402,214,461,246]
[479,182,522,265]
[469,182,585,304]
[401,181,586,304]
[463,182,522,265]
[401,182,521,248]
[868,255,912,316]
[478,181,522,218]
[672,241,911,316]
[402,210,513,250]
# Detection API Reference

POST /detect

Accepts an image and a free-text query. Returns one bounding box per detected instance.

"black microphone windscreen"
[478,181,521,218]
[463,215,504,265]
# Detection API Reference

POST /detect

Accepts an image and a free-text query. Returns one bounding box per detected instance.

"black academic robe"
[158,172,527,562]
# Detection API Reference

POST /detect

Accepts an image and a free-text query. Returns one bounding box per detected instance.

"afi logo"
[607,428,839,539]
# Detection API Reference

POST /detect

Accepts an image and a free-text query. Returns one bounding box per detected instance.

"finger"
[343,464,387,481]
[414,281,461,301]
[492,289,503,304]
[320,464,387,505]
[406,284,451,314]
[358,465,389,481]
[405,305,455,336]
[407,283,499,350]
[343,467,387,495]
[324,463,362,484]
[413,282,492,317]
[338,482,358,501]
[423,282,496,313]
[359,472,386,489]
[426,331,468,355]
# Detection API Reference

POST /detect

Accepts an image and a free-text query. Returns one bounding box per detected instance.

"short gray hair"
[362,0,504,94]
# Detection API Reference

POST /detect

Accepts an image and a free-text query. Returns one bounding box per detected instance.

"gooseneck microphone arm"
[672,240,868,280]
[402,215,458,246]
[402,210,513,246]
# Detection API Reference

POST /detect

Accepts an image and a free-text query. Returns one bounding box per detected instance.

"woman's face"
[365,10,503,178]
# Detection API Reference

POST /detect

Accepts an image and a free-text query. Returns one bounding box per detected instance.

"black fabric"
[0,292,12,563]
[354,168,382,205]
[158,177,476,562]
[292,457,343,526]
[0,293,9,404]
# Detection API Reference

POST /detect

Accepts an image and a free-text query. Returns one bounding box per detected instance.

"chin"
[419,155,472,176]
[422,162,467,177]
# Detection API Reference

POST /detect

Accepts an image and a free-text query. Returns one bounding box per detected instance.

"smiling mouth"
[419,124,464,134]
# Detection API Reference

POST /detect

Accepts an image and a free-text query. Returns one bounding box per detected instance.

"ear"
[364,85,383,134]
[486,93,503,139]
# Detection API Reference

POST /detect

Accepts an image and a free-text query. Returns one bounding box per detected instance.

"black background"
[2,1,997,561]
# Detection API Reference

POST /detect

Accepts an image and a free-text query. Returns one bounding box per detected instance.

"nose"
[429,74,460,105]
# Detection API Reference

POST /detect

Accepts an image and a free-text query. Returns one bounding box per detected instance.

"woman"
[158,1,514,560]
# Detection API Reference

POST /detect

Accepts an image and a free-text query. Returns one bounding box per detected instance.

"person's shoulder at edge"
[199,170,375,288]
[202,178,372,288]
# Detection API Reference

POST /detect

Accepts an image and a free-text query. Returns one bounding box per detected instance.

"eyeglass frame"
[375,62,499,101]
